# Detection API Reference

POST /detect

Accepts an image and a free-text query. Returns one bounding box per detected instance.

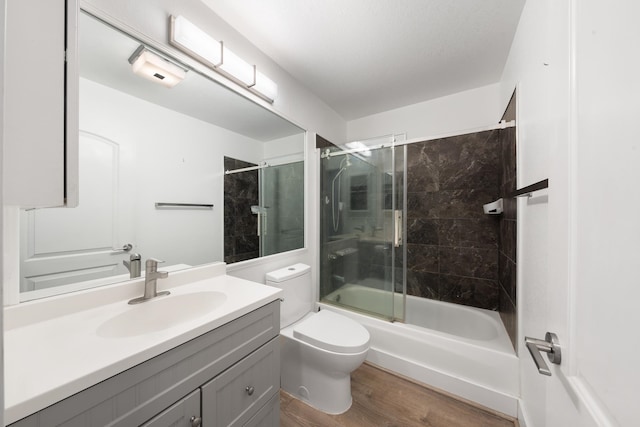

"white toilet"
[266,263,370,414]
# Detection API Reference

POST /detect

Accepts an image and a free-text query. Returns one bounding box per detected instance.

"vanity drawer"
[142,389,200,427]
[201,337,280,427]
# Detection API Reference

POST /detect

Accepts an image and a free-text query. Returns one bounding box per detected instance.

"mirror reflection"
[18,11,305,301]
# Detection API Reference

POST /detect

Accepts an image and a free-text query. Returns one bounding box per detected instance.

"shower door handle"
[525,332,561,376]
[394,210,403,247]
[256,212,261,236]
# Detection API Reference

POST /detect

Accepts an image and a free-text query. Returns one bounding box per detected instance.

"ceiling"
[201,0,526,120]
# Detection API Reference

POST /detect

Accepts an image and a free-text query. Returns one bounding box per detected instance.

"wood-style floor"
[280,363,518,427]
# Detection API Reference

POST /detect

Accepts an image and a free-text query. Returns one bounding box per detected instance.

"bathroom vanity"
[5,263,282,426]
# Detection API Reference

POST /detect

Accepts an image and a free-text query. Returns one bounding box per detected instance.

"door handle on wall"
[525,332,561,376]
[111,243,133,253]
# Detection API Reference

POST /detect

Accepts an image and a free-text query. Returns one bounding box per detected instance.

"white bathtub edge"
[367,348,519,417]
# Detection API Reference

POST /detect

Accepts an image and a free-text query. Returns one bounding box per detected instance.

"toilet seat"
[293,310,370,354]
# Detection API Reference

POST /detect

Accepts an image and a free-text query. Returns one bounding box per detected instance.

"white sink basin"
[97,291,227,338]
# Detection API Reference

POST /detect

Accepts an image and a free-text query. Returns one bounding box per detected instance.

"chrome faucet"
[123,253,142,279]
[128,258,170,304]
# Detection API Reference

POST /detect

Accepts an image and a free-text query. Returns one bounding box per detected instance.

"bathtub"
[319,284,519,416]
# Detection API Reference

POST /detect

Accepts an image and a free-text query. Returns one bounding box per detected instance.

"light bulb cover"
[129,46,186,88]
[168,14,278,102]
[220,46,255,86]
[253,71,278,101]
[170,15,222,68]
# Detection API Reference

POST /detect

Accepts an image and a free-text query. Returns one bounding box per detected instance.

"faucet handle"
[145,258,165,272]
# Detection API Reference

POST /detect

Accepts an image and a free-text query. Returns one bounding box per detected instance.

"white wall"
[347,82,503,142]
[499,0,559,424]
[263,134,304,165]
[500,0,638,425]
[501,1,570,427]
[566,1,640,426]
[81,78,265,267]
[0,0,5,421]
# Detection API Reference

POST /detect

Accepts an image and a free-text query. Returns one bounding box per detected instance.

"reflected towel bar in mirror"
[224,162,269,175]
[155,202,214,209]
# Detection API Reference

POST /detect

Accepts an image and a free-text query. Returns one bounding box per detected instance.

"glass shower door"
[319,143,405,321]
[259,161,305,257]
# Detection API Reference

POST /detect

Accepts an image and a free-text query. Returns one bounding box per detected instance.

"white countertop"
[4,262,283,425]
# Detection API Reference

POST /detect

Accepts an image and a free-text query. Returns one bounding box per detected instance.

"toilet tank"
[265,263,312,328]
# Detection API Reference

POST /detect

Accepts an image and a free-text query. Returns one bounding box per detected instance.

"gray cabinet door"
[142,390,200,427]
[201,338,280,427]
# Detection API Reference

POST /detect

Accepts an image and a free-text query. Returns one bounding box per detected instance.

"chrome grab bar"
[525,332,561,376]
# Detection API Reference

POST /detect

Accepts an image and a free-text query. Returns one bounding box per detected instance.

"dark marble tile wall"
[224,156,259,264]
[405,130,502,310]
[499,91,518,351]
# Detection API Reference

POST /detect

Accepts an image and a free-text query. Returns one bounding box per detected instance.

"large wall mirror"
[18,11,305,302]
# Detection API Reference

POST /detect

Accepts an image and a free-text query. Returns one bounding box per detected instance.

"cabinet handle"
[189,416,202,427]
[245,386,255,396]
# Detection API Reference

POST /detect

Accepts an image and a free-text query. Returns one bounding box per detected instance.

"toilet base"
[282,366,354,414]
[280,333,368,415]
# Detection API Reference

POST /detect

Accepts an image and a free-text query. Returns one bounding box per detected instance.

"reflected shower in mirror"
[223,156,304,263]
[18,11,305,302]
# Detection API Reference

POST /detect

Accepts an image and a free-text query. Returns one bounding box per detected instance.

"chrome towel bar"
[155,202,213,209]
[509,179,549,198]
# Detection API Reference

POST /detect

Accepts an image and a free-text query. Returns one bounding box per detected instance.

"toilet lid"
[293,310,370,354]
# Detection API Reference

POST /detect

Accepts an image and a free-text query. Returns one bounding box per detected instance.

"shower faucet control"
[370,226,383,237]
[128,258,170,304]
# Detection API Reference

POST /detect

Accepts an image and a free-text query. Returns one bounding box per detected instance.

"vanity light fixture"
[219,46,255,86]
[128,45,186,88]
[169,15,222,69]
[254,70,279,101]
[169,15,278,103]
